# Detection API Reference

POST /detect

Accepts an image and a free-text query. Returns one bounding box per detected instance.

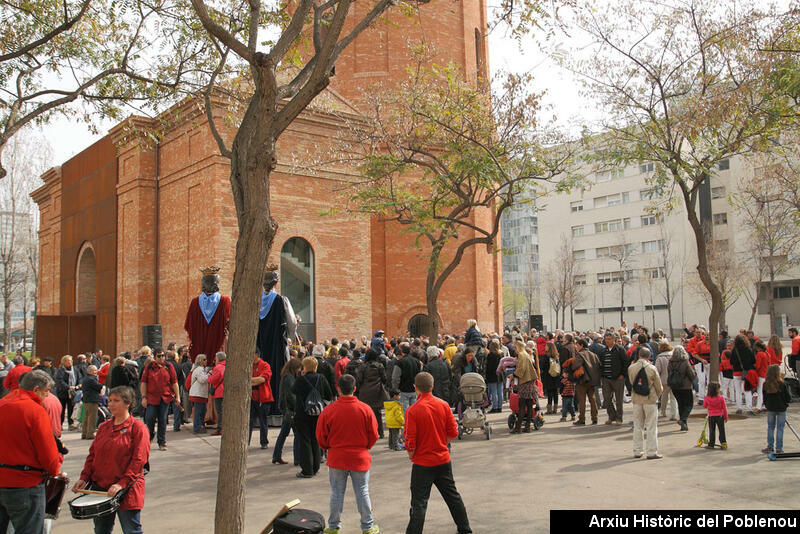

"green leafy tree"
[335,62,572,339]
[0,0,206,178]
[569,0,791,382]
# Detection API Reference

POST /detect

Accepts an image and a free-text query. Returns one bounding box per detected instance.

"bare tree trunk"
[681,183,723,384]
[768,269,776,335]
[665,277,674,338]
[747,284,758,331]
[619,282,625,325]
[3,263,11,351]
[569,306,574,331]
[561,306,565,331]
[214,83,279,534]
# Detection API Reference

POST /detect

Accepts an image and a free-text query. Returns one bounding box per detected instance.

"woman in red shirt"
[753,340,770,413]
[72,386,150,534]
[719,340,735,402]
[767,335,783,367]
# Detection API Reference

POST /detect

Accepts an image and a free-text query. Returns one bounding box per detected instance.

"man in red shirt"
[789,327,800,373]
[0,370,63,534]
[140,351,178,451]
[3,356,31,392]
[316,374,379,534]
[249,350,273,449]
[404,372,471,534]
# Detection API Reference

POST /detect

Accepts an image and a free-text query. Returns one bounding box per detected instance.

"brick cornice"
[30,166,62,204]
[109,116,158,152]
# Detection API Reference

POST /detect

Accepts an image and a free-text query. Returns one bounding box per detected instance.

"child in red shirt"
[754,340,770,413]
[703,383,728,450]
[559,372,575,422]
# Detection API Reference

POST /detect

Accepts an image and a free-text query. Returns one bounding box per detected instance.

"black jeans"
[294,415,320,476]
[249,401,271,447]
[708,415,726,446]
[673,389,694,423]
[0,482,45,534]
[406,462,471,534]
[372,406,384,438]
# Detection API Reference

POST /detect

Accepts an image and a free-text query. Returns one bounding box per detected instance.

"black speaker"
[530,315,544,331]
[141,324,162,350]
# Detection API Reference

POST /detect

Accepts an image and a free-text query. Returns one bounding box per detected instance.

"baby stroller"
[457,372,492,440]
[507,390,544,431]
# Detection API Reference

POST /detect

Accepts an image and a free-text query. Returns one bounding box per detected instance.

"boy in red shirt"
[316,374,379,534]
[404,372,471,534]
[249,351,273,449]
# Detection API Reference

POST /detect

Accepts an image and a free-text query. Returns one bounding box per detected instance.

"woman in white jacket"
[189,354,211,433]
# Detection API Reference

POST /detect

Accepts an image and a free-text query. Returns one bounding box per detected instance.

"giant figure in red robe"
[184,266,231,367]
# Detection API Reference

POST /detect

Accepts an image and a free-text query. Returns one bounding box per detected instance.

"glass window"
[718,159,730,171]
[642,240,665,253]
[606,193,622,206]
[280,237,315,325]
[711,186,726,199]
[594,196,607,208]
[622,192,630,204]
[573,249,585,261]
[713,213,728,225]
[639,162,654,174]
[574,275,586,285]
[572,225,584,237]
[641,215,656,226]
[570,201,583,212]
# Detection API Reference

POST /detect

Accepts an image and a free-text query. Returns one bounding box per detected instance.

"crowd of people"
[0,320,798,534]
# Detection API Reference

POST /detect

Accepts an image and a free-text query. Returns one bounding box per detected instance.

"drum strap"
[0,462,45,473]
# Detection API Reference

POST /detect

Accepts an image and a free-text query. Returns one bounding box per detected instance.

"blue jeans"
[93,509,143,534]
[145,401,169,446]
[767,410,786,451]
[561,396,575,417]
[0,483,45,534]
[170,400,183,430]
[328,468,374,530]
[273,416,299,463]
[193,400,207,432]
[400,392,417,413]
[249,401,271,447]
[487,382,503,410]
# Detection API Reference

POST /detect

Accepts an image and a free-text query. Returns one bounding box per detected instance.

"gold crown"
[266,263,279,272]
[200,266,221,276]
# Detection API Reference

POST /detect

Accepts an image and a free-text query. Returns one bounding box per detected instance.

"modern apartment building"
[534,155,800,336]
[501,192,540,326]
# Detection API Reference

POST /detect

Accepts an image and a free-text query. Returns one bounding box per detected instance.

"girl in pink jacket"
[702,383,728,450]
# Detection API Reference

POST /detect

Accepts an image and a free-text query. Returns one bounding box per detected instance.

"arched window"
[280,237,315,334]
[408,314,433,338]
[76,244,97,313]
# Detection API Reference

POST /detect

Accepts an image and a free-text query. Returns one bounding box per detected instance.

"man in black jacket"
[599,333,628,425]
[392,343,422,413]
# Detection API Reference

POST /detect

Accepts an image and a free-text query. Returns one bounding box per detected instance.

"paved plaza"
[54,404,800,533]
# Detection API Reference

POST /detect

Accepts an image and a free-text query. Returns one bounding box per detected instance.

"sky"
[41,7,594,166]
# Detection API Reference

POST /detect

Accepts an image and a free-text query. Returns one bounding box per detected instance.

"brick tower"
[331,0,502,337]
[331,0,489,107]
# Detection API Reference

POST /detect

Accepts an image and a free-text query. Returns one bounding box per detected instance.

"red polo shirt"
[141,362,177,405]
[252,359,273,403]
[793,336,800,356]
[4,364,31,391]
[80,416,149,510]
[0,389,62,487]
[404,392,458,467]
[316,395,378,471]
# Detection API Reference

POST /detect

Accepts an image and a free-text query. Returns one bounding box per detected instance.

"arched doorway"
[408,314,433,338]
[280,237,315,341]
[76,244,97,313]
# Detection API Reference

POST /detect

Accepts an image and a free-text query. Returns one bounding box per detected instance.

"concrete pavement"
[51,403,800,533]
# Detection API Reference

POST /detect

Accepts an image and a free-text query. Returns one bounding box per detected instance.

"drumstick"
[259,499,300,534]
[76,489,109,496]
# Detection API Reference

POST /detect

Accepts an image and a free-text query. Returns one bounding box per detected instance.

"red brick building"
[32,1,502,356]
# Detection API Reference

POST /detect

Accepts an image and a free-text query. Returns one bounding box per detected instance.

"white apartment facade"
[534,155,800,337]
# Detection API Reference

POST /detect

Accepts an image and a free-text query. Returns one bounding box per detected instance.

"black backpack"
[667,362,684,390]
[304,376,325,416]
[632,365,650,396]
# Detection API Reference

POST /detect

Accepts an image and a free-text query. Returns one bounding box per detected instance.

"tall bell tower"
[331,0,502,337]
[330,0,489,107]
